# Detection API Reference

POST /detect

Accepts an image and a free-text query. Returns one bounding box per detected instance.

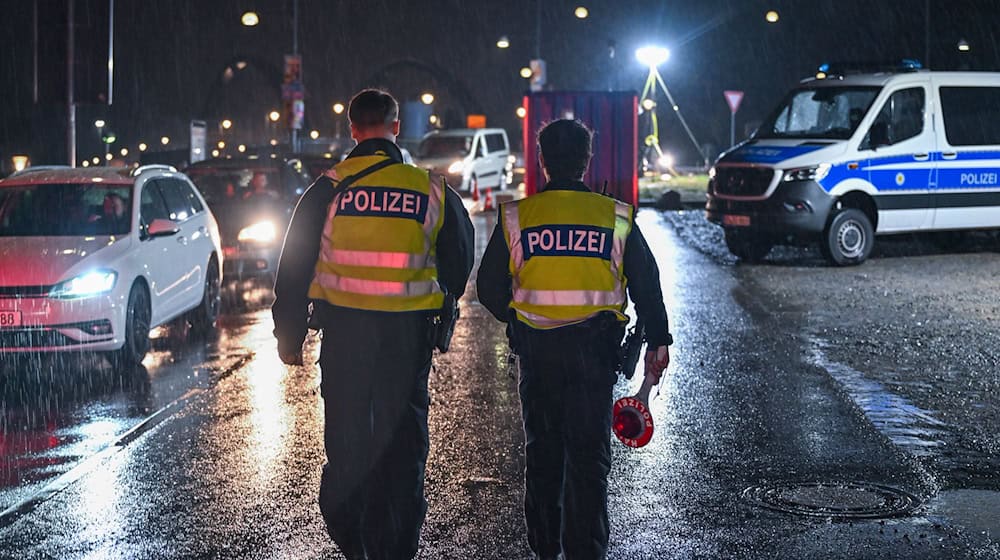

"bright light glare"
[447,160,465,174]
[635,45,670,67]
[92,157,100,164]
[138,142,147,151]
[520,67,533,79]
[958,39,970,52]
[105,153,113,161]
[765,10,779,23]
[421,93,435,105]
[333,102,345,114]
[574,6,589,18]
[51,270,117,298]
[238,144,247,153]
[241,11,259,26]
[94,119,106,128]
[268,110,280,122]
[496,36,510,49]
[310,129,320,140]
[429,114,439,125]
[238,221,278,244]
[160,136,170,145]
[211,149,220,157]
[217,141,226,149]
[658,153,674,168]
[641,98,656,111]
[11,155,28,172]
[120,148,128,156]
[516,107,527,119]
[221,119,233,129]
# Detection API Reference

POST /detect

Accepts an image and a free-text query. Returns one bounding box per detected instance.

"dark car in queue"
[183,157,310,300]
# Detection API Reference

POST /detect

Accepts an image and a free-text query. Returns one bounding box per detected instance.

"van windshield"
[418,135,473,158]
[756,86,881,140]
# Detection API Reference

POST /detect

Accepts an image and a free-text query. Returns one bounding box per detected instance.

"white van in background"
[414,128,512,194]
[707,65,1000,265]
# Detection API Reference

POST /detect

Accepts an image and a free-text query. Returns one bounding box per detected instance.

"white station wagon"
[0,165,223,370]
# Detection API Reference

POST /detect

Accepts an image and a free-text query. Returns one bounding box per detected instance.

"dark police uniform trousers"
[512,315,624,560]
[316,305,433,560]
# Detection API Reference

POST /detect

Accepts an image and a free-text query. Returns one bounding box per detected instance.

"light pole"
[636,45,708,168]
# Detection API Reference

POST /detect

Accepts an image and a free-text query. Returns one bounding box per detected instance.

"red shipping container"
[522,91,638,206]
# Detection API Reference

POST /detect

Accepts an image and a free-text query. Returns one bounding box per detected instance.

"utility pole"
[67,0,76,167]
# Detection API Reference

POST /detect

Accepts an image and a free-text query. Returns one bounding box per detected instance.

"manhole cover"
[743,482,919,519]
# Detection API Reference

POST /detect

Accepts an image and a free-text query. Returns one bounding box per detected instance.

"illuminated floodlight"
[635,45,670,68]
[241,11,259,26]
[496,36,510,49]
[765,10,779,23]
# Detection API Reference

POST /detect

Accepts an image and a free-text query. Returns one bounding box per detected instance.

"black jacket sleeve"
[272,177,334,356]
[623,221,671,347]
[436,182,475,297]
[476,221,513,322]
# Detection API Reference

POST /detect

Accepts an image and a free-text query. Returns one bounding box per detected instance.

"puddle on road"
[807,337,948,458]
[928,489,1000,541]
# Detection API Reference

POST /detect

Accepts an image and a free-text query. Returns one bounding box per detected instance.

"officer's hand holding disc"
[644,345,670,383]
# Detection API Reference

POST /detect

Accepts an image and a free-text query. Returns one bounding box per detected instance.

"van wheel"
[724,229,773,263]
[822,208,874,266]
[110,283,151,370]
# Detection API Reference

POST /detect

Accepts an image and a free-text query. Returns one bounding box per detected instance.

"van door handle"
[942,152,958,160]
[913,153,929,161]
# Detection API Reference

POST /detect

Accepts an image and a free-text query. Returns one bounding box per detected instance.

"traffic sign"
[724,90,744,113]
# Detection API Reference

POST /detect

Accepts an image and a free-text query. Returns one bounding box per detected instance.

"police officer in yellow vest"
[478,119,672,560]
[272,89,474,560]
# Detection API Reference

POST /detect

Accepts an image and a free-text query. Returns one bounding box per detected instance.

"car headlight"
[447,160,465,174]
[783,163,831,183]
[237,220,278,244]
[50,270,117,299]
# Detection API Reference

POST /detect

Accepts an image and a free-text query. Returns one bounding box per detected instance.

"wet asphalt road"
[0,208,999,559]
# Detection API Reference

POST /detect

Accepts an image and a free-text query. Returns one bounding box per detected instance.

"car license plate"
[0,310,21,328]
[723,214,751,227]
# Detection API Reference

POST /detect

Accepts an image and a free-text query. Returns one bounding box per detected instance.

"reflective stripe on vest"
[502,189,634,329]
[308,155,445,312]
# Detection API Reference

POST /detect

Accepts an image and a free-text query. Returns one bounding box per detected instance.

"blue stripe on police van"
[336,186,429,223]
[725,144,827,164]
[520,224,613,261]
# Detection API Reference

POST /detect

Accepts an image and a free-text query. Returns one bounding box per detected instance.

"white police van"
[706,63,1000,265]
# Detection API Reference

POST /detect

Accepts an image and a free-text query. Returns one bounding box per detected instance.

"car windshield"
[186,168,282,205]
[756,86,881,140]
[418,135,473,159]
[0,182,132,237]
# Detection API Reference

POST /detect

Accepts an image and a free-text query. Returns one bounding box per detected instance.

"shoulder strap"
[329,157,398,199]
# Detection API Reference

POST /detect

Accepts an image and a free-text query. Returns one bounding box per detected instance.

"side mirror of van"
[867,122,891,150]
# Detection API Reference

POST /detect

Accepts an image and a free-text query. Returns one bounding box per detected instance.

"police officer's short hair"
[349,89,399,128]
[538,119,592,182]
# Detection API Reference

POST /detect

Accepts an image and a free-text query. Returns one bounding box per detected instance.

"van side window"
[940,87,1000,146]
[864,87,925,149]
[485,133,506,153]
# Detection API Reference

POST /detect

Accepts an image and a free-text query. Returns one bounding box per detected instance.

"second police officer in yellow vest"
[478,119,672,560]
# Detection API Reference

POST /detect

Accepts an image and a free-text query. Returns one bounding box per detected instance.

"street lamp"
[516,107,527,119]
[120,147,128,157]
[635,45,670,68]
[765,10,779,23]
[138,142,147,152]
[332,102,345,115]
[241,11,259,26]
[496,36,510,49]
[309,129,320,140]
[574,6,589,19]
[520,66,533,79]
[221,118,233,130]
[268,110,281,123]
[160,136,170,146]
[420,92,435,105]
[958,39,970,52]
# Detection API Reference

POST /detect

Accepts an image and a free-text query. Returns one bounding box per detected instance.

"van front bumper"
[705,180,835,235]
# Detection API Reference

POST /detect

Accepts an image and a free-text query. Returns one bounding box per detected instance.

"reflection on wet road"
[0,209,998,558]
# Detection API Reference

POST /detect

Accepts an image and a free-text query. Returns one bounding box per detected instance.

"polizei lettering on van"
[337,186,429,223]
[520,225,613,260]
[959,172,999,186]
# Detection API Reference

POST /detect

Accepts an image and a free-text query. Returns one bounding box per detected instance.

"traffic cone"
[471,176,480,202]
[483,188,494,211]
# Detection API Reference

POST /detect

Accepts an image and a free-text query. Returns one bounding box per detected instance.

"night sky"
[2,0,1000,168]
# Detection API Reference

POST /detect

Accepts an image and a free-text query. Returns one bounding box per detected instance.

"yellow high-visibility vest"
[501,189,634,329]
[308,155,445,312]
